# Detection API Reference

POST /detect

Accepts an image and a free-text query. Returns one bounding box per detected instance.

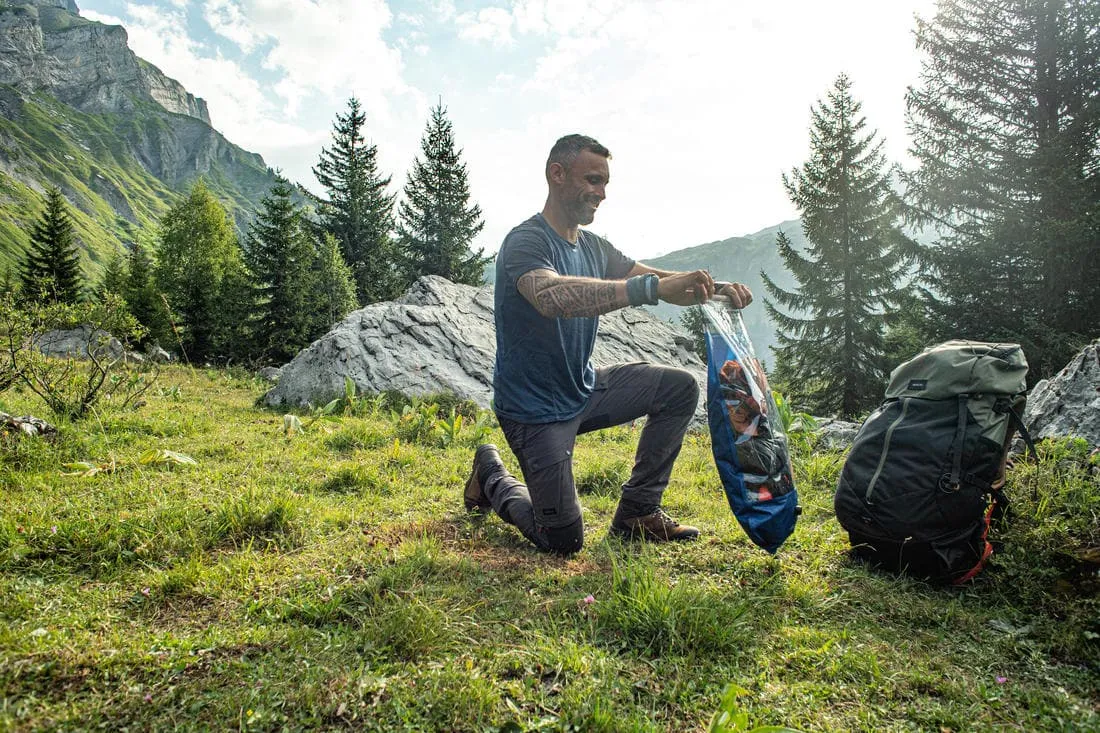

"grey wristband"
[626,275,646,306]
[643,273,659,304]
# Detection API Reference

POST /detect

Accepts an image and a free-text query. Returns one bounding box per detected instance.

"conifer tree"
[310,232,358,338]
[313,97,399,304]
[904,0,1100,378]
[20,187,83,304]
[396,102,489,287]
[763,75,913,418]
[97,251,128,301]
[243,175,318,363]
[124,242,171,347]
[155,180,243,363]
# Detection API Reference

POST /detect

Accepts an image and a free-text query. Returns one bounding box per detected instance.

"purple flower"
[144,693,153,703]
[995,676,1008,684]
[140,587,150,597]
[50,525,57,534]
[583,594,595,605]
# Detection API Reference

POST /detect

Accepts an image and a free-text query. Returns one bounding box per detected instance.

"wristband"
[643,273,659,304]
[626,275,647,306]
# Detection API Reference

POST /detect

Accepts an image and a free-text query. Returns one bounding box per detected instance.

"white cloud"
[456,7,515,48]
[203,0,259,54]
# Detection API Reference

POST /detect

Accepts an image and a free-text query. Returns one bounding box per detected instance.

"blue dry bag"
[702,300,799,553]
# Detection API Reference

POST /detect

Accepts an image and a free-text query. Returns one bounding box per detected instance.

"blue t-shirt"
[493,214,635,423]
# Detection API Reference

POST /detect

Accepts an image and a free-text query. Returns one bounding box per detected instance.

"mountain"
[643,219,806,362]
[0,0,282,279]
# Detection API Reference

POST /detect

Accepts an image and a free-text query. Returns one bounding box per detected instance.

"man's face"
[554,150,609,227]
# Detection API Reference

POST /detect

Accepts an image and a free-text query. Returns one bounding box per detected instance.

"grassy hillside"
[0,367,1096,730]
[0,87,278,282]
[644,220,805,362]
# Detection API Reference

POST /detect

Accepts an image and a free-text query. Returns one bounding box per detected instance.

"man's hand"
[717,281,753,309]
[656,270,716,306]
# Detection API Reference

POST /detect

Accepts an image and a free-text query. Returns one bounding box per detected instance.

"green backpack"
[834,341,1036,583]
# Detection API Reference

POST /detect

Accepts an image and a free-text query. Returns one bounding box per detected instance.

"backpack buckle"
[939,474,960,493]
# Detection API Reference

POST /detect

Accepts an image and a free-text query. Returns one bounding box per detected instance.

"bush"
[0,293,156,419]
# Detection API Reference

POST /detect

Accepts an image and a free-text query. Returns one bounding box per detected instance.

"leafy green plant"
[772,390,817,450]
[0,293,157,419]
[709,684,803,733]
[395,401,439,444]
[436,407,463,447]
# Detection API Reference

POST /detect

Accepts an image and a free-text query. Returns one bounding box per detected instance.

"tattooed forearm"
[517,270,629,318]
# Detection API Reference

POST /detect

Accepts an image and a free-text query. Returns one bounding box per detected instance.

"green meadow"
[0,366,1096,731]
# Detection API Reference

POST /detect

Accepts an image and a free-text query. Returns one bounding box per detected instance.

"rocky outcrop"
[0,0,209,123]
[264,276,708,420]
[33,325,130,361]
[1021,340,1100,449]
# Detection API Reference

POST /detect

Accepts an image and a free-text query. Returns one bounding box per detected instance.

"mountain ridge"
[0,0,281,278]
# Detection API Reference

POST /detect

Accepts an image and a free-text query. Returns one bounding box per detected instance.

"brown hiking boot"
[609,505,700,542]
[464,444,502,513]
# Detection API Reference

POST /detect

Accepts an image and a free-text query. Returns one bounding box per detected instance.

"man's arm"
[516,265,754,319]
[628,262,754,309]
[517,269,630,318]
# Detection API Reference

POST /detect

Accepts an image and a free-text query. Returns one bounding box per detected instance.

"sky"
[77,0,940,260]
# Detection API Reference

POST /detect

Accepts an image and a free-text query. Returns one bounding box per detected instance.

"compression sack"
[702,300,799,553]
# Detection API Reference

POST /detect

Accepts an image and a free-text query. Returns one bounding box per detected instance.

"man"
[464,134,753,555]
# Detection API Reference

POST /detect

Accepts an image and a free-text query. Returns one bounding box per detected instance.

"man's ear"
[547,161,566,185]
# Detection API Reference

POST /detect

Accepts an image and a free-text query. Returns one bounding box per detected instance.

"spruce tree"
[125,242,171,347]
[904,0,1100,378]
[20,187,83,304]
[396,102,489,287]
[313,97,399,304]
[154,180,243,363]
[763,75,913,419]
[310,232,358,339]
[243,175,318,363]
[97,251,128,301]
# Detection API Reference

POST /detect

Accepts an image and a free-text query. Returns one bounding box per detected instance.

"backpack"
[834,341,1036,584]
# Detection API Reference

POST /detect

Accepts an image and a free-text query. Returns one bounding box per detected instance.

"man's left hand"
[717,281,753,309]
[657,270,715,306]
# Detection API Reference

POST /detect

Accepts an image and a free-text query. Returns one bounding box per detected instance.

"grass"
[0,365,1096,731]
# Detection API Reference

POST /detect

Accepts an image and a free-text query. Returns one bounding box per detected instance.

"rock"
[34,325,126,360]
[258,366,282,383]
[1018,340,1100,450]
[145,344,172,362]
[0,411,57,439]
[813,418,861,451]
[264,276,708,421]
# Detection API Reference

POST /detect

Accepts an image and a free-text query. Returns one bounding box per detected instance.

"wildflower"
[583,594,596,605]
[140,587,150,597]
[50,525,57,534]
[144,693,152,703]
[995,676,1007,684]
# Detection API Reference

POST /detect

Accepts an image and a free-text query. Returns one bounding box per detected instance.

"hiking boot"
[609,505,700,542]
[464,444,503,513]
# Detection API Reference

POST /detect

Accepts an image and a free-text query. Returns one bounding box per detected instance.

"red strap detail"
[953,500,996,585]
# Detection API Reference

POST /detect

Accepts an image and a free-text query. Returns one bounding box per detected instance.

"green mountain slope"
[0,1,284,282]
[643,220,806,361]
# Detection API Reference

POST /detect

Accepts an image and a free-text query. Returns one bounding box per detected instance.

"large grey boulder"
[264,276,708,420]
[1020,340,1100,450]
[34,326,131,361]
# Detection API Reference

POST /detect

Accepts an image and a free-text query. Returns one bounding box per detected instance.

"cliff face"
[0,0,282,278]
[0,0,210,123]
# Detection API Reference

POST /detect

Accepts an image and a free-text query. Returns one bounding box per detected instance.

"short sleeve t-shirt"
[493,213,635,423]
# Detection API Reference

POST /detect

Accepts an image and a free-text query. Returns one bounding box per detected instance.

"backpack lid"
[886,340,1028,400]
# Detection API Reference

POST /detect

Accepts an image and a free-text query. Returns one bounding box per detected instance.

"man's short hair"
[546,134,611,178]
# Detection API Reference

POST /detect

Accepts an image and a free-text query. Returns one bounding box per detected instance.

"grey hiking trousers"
[483,362,699,554]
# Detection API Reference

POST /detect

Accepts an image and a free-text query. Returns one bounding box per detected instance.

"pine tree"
[154,180,244,363]
[310,232,358,339]
[243,175,318,363]
[679,306,708,361]
[396,102,489,287]
[313,97,399,304]
[125,242,171,347]
[20,187,83,304]
[904,0,1100,378]
[763,75,914,419]
[97,251,128,301]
